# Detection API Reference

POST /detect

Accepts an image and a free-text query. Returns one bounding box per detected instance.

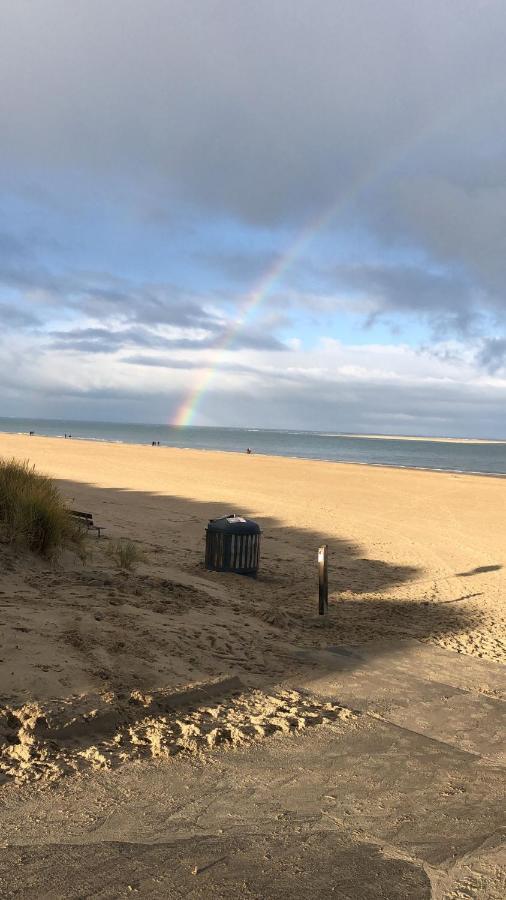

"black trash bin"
[205,514,261,576]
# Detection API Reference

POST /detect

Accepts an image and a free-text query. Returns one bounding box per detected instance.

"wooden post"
[318,544,328,615]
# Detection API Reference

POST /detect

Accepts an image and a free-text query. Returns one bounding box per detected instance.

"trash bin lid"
[206,514,261,535]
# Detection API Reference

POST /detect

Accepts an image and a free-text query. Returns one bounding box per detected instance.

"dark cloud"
[49,326,170,353]
[48,323,287,354]
[1,2,505,223]
[0,251,220,330]
[123,355,202,371]
[1,3,506,330]
[362,176,506,310]
[320,263,486,338]
[75,285,220,329]
[200,375,506,439]
[0,231,289,351]
[476,337,506,373]
[338,265,475,315]
[0,229,68,299]
[0,302,40,328]
[123,355,284,377]
[0,233,232,340]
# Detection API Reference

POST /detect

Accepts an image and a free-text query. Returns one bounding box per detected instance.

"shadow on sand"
[456,564,502,577]
[53,475,487,672]
[0,475,492,782]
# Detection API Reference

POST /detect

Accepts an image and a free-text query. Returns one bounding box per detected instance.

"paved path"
[1,641,504,898]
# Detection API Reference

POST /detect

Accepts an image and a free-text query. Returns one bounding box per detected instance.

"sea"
[0,416,505,476]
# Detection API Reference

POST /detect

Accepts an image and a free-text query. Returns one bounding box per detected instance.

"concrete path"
[1,641,504,898]
[296,639,506,762]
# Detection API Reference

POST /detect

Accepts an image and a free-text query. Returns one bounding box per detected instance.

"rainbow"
[169,175,374,426]
[171,203,338,428]
[171,79,502,428]
[172,149,395,427]
[171,155,388,428]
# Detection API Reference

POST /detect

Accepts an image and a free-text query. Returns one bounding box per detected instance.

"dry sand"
[0,432,504,785]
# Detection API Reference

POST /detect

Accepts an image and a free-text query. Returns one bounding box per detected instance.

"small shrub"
[106,538,145,571]
[0,457,84,558]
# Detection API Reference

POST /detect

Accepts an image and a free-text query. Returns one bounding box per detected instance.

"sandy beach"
[0,431,504,779]
[1,432,505,896]
[341,433,506,444]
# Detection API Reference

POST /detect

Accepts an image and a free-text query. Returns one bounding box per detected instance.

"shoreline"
[1,429,505,480]
[1,414,506,445]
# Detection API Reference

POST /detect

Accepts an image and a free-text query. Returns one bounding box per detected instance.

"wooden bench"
[71,511,105,538]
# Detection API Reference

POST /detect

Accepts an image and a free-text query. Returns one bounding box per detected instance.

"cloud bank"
[1,1,506,434]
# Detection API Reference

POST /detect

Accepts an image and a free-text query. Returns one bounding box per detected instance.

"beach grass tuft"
[0,457,85,557]
[106,538,145,571]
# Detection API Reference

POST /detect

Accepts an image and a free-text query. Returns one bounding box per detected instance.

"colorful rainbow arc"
[172,135,401,428]
[171,204,337,428]
[171,78,504,429]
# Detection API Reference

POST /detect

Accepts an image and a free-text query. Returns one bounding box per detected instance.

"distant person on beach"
[246,447,252,454]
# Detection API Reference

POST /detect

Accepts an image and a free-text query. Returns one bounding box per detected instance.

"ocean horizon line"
[0,414,504,444]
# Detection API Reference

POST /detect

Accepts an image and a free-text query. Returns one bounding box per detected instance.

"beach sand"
[0,431,504,784]
[341,432,506,443]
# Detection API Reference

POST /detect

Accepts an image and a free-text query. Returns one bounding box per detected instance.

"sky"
[1,0,506,437]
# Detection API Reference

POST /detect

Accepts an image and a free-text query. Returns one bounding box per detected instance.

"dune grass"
[106,538,145,571]
[0,457,85,558]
